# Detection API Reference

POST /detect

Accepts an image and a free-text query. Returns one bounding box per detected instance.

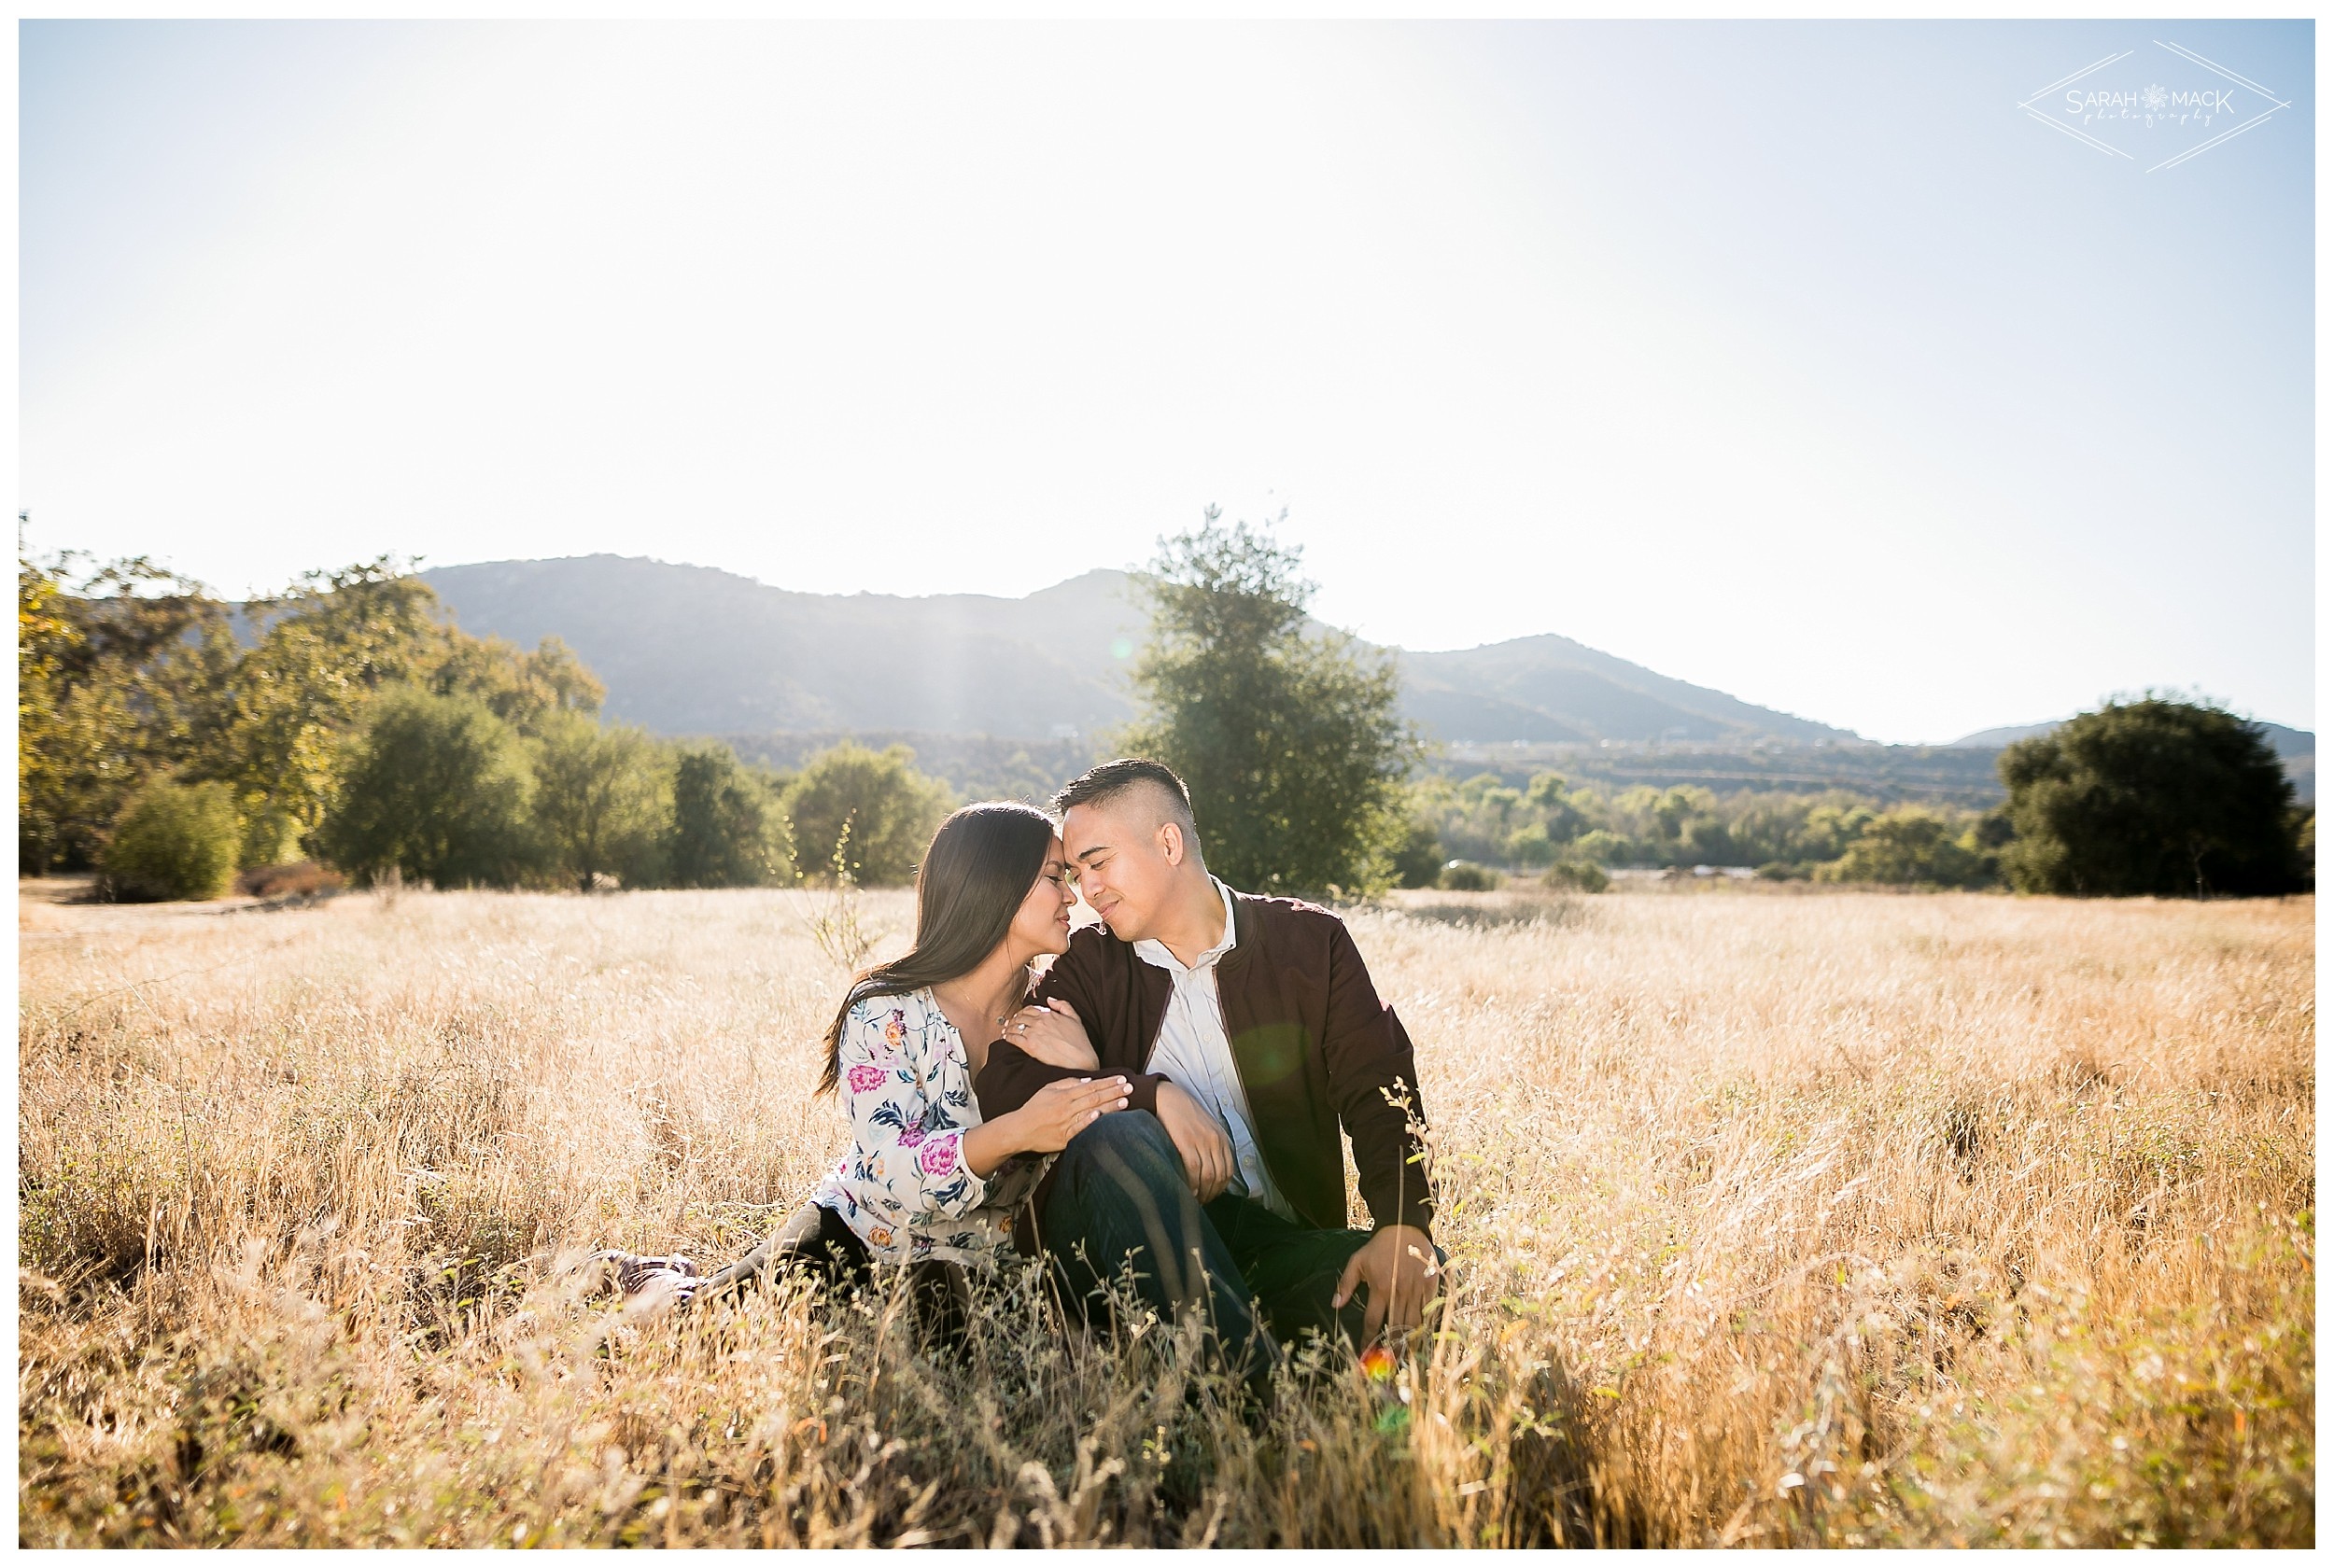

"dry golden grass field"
[17,880,2315,1547]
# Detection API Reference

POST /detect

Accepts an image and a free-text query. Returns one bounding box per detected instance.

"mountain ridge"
[416,553,1862,749]
[1952,718,2315,759]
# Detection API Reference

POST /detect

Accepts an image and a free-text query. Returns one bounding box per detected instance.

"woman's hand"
[1005,1074,1131,1154]
[1005,999,1099,1071]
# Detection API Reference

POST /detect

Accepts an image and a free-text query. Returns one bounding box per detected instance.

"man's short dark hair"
[1053,757,1198,834]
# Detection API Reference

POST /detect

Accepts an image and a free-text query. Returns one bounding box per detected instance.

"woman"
[601,801,1125,1339]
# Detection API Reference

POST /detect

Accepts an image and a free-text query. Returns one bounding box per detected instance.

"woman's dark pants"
[703,1199,970,1345]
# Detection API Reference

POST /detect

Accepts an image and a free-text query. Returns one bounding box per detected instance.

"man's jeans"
[1038,1112,1374,1382]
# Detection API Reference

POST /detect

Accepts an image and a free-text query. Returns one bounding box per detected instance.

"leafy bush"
[1542,859,1609,893]
[234,861,347,900]
[99,779,241,901]
[1437,860,1499,891]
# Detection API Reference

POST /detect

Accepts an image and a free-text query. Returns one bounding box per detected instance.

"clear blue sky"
[20,20,2314,743]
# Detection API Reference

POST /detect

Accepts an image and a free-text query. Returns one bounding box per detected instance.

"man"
[974,757,1436,1378]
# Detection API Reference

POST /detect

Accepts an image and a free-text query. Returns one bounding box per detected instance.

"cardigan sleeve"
[834,999,988,1227]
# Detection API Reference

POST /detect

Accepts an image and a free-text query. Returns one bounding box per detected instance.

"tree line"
[1400,774,2006,888]
[20,523,2313,903]
[1388,701,2312,895]
[19,548,953,899]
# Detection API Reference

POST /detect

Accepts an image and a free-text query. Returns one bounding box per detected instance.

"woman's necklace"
[934,973,1024,1037]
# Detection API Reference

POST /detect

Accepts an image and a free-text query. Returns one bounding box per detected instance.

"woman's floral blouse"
[808,987,1049,1267]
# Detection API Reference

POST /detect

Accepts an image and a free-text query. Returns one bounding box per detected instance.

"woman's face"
[1007,834,1078,959]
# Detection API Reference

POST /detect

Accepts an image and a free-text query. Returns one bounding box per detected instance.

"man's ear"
[1159,820,1185,867]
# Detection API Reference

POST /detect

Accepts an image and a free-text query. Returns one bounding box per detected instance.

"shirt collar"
[1133,877,1238,975]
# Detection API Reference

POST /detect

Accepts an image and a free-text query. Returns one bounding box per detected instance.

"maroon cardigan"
[974,888,1435,1252]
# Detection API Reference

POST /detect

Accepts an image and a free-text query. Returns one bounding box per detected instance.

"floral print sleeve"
[834,998,989,1225]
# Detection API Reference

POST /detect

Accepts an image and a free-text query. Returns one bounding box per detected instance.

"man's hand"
[1331,1225,1437,1344]
[1005,998,1099,1071]
[1153,1081,1235,1201]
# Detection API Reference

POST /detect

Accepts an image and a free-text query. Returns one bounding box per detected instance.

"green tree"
[19,547,88,875]
[316,690,536,888]
[1120,508,1420,895]
[428,632,605,735]
[1998,697,2300,898]
[668,746,794,888]
[1388,811,1445,889]
[18,548,235,874]
[530,714,672,890]
[783,742,951,887]
[204,557,445,853]
[1571,829,1631,865]
[1524,771,1586,844]
[99,779,242,902]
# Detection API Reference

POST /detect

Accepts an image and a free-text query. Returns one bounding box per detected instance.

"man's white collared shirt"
[1132,878,1296,1223]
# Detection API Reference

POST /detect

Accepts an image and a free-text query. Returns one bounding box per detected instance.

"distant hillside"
[418,557,1144,738]
[419,555,1861,748]
[1953,718,2316,760]
[1402,637,1850,745]
[1440,739,2019,808]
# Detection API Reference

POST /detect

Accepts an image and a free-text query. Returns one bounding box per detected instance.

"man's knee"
[1056,1108,1178,1185]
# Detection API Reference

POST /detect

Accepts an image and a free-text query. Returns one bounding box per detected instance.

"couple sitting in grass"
[603,758,1439,1382]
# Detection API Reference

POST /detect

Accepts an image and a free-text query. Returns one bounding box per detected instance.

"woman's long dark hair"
[817,801,1059,1096]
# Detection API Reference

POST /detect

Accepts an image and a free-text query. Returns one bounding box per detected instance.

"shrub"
[1437,860,1499,891]
[99,779,241,901]
[1543,860,1609,893]
[234,861,347,900]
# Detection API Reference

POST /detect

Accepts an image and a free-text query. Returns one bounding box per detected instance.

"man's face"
[1061,792,1181,942]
